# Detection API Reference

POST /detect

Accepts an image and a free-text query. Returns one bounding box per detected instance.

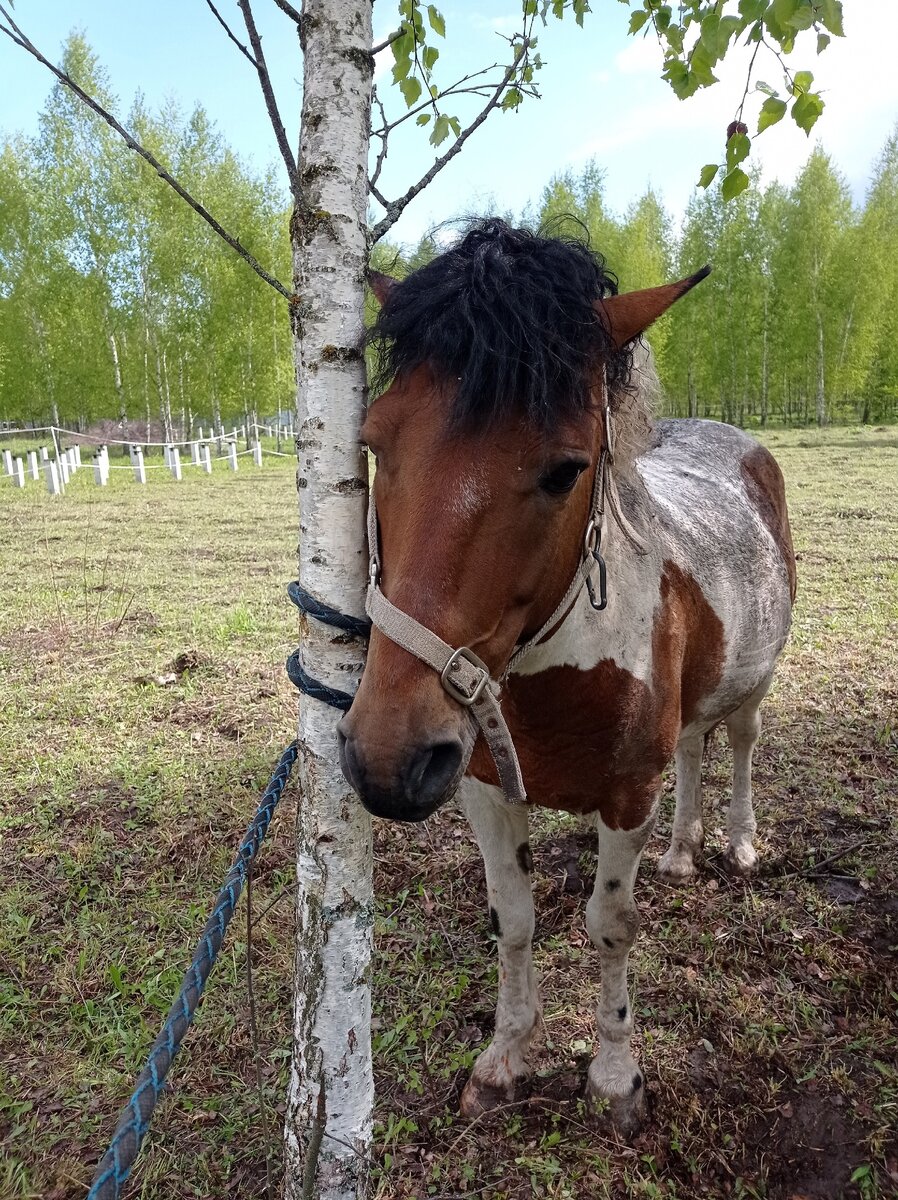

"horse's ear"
[368,270,397,306]
[596,266,711,348]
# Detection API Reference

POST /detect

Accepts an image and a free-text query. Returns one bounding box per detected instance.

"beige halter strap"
[365,405,617,807]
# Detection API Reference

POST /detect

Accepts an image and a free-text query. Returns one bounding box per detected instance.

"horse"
[338,219,796,1133]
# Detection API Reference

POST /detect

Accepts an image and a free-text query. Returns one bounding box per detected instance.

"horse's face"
[338,364,602,821]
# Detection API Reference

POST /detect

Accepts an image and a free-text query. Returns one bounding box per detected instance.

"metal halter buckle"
[440,646,491,706]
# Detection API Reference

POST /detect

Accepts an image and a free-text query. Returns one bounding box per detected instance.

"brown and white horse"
[339,221,795,1132]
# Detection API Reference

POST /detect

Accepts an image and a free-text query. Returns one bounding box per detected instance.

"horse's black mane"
[368,219,633,431]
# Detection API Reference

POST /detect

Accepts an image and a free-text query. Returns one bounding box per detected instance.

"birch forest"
[2,34,897,433]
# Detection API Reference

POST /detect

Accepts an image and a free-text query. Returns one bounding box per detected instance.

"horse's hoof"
[588,1070,643,1132]
[725,843,758,876]
[657,850,698,884]
[460,1074,515,1118]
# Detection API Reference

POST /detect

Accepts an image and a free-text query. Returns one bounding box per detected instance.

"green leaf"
[399,76,422,107]
[816,32,830,55]
[698,163,720,188]
[716,15,742,55]
[501,87,524,111]
[738,0,765,18]
[787,1,816,30]
[758,95,787,132]
[772,0,800,26]
[792,90,824,135]
[792,69,813,95]
[416,112,431,126]
[427,5,446,37]
[448,116,461,137]
[699,13,720,58]
[422,45,439,71]
[662,58,691,99]
[726,131,751,171]
[818,0,844,36]
[430,113,451,146]
[755,80,778,97]
[629,10,649,34]
[690,40,719,87]
[721,166,749,201]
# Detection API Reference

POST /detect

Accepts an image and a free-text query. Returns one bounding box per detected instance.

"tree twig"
[0,2,292,301]
[204,0,258,68]
[370,48,525,243]
[370,88,389,190]
[371,28,404,56]
[271,0,303,24]
[238,0,298,191]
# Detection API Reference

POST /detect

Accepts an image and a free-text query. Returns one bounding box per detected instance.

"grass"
[1,425,896,1199]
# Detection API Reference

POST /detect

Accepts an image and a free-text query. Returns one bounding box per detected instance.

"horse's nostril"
[404,739,464,805]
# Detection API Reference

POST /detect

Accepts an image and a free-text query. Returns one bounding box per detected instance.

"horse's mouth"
[337,720,475,823]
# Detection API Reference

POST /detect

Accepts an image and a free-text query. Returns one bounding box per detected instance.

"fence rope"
[87,741,298,1200]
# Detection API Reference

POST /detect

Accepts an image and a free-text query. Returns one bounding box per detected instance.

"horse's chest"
[467,658,678,828]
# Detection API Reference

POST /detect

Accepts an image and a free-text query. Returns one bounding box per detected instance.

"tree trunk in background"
[687,362,697,419]
[284,2,374,1198]
[816,313,826,426]
[760,298,769,427]
[108,331,127,425]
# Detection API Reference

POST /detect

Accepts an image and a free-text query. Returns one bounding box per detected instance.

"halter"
[365,401,616,807]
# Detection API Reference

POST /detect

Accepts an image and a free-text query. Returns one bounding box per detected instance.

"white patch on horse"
[446,467,492,521]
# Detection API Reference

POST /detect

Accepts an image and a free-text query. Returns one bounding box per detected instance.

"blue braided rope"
[87,740,299,1200]
[286,581,369,711]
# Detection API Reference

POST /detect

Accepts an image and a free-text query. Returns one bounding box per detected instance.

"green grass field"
[1,427,896,1200]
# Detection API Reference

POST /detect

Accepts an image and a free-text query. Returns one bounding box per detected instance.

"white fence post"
[133,447,146,484]
[170,447,182,481]
[253,440,263,467]
[74,444,82,468]
[40,446,49,463]
[59,455,70,487]
[191,441,201,466]
[202,444,212,474]
[28,450,39,480]
[2,449,12,475]
[93,452,107,486]
[227,441,238,471]
[12,457,25,488]
[163,444,171,468]
[45,460,62,495]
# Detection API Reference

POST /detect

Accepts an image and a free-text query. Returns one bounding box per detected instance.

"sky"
[1,1,896,248]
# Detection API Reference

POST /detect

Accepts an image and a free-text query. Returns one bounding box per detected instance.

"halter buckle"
[440,646,491,707]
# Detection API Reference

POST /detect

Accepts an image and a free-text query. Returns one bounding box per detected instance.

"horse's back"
[637,418,795,721]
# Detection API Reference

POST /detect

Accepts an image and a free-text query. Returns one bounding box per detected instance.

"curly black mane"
[368,219,633,430]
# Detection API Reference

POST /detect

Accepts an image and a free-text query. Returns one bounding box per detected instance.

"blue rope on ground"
[87,740,299,1200]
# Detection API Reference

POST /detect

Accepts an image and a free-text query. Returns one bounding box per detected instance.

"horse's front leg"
[459,779,539,1117]
[585,802,657,1134]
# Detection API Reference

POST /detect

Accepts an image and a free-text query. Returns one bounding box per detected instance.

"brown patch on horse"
[740,445,797,602]
[467,561,724,830]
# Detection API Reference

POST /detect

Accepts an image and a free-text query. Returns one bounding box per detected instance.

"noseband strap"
[365,403,616,807]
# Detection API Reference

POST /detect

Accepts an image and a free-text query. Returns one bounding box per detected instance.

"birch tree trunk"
[284,2,374,1197]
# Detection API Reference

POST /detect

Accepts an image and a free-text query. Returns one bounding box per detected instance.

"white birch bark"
[284,2,374,1198]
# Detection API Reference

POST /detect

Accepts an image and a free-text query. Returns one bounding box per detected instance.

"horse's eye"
[540,460,588,496]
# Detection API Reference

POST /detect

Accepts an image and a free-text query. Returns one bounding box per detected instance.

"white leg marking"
[658,735,704,883]
[585,808,656,1133]
[725,689,766,874]
[459,780,539,1116]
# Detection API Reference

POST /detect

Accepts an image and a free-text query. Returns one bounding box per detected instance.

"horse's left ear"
[596,266,711,348]
[368,270,397,306]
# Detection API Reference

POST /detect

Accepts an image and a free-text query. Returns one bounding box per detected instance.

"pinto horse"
[339,220,795,1132]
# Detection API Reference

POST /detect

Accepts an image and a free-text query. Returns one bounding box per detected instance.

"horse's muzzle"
[337,725,465,821]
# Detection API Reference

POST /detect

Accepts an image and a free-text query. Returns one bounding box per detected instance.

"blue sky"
[2,1,896,248]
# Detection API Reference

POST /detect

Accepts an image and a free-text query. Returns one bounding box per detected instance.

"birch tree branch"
[271,0,303,24]
[370,29,403,56]
[238,0,298,191]
[0,2,292,302]
[370,51,524,244]
[204,0,259,68]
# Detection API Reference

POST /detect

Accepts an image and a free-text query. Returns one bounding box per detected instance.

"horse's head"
[338,221,707,821]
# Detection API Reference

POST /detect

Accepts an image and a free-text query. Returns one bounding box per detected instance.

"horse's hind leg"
[657,734,704,882]
[724,683,769,874]
[459,779,540,1117]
